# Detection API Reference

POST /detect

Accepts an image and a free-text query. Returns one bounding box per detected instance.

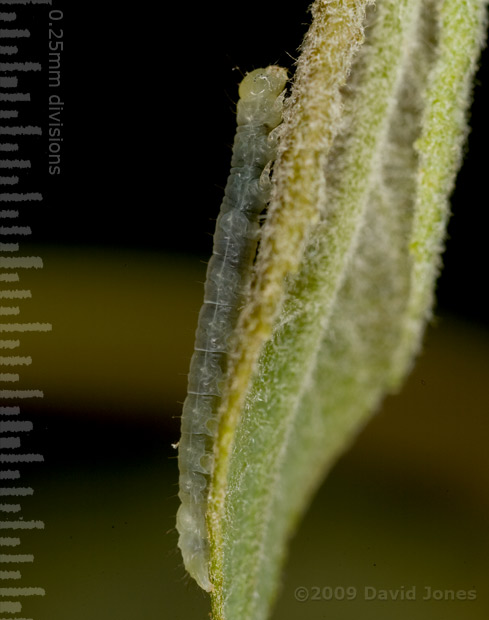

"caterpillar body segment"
[176,66,287,592]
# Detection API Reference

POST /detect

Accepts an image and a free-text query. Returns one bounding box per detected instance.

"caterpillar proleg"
[176,66,287,591]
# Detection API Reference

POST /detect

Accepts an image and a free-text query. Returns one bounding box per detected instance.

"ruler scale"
[1,1,57,617]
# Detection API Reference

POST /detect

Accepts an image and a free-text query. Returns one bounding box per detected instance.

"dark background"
[17,1,489,326]
[32,2,489,323]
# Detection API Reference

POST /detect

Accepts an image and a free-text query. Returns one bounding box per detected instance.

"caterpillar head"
[237,66,287,128]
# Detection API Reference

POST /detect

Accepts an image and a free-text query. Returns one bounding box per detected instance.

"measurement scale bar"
[0,127,41,135]
[0,374,19,382]
[0,292,32,299]
[0,161,29,168]
[0,257,42,267]
[0,554,34,563]
[0,63,41,71]
[0,391,44,399]
[0,504,21,513]
[0,0,53,4]
[0,193,42,201]
[0,541,21,549]
[0,437,20,449]
[0,453,43,462]
[0,521,44,530]
[0,602,21,613]
[0,94,30,102]
[0,323,51,331]
[0,587,45,595]
[0,226,32,234]
[1,6,53,613]
[0,76,17,87]
[0,472,20,480]
[0,489,33,497]
[0,29,28,38]
[0,357,32,366]
[0,342,20,349]
[0,421,32,431]
[0,407,19,415]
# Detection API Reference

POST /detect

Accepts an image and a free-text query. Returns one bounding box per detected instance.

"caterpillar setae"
[176,66,287,592]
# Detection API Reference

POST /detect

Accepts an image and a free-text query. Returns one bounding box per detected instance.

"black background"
[13,1,488,327]
[49,3,489,325]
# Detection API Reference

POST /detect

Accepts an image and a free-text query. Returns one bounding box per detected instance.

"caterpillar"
[176,66,287,592]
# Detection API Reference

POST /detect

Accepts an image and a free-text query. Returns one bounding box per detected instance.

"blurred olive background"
[2,2,488,619]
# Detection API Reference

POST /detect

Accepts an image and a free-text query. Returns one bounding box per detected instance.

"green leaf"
[202,1,488,619]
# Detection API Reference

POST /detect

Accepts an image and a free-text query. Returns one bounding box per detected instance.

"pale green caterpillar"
[176,66,287,591]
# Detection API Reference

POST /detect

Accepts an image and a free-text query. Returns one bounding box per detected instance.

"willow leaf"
[199,1,488,619]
